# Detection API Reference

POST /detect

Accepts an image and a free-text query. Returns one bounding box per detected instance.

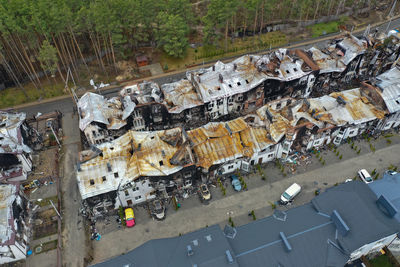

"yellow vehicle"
[124,208,135,227]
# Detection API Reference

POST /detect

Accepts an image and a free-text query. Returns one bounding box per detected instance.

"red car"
[125,208,135,227]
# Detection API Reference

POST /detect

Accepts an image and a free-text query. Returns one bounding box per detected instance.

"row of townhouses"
[76,65,400,218]
[0,111,34,264]
[78,31,400,147]
[0,110,61,264]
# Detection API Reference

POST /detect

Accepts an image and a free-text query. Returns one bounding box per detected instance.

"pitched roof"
[91,225,239,267]
[90,181,400,267]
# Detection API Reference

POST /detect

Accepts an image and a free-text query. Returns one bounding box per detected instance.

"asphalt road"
[15,16,400,118]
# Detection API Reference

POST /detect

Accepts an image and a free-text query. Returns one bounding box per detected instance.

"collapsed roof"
[78,92,135,132]
[375,67,400,113]
[187,118,273,170]
[307,33,367,73]
[77,127,195,199]
[0,111,31,154]
[0,183,18,246]
[187,51,314,104]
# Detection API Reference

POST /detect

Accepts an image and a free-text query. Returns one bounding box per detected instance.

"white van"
[280,183,301,204]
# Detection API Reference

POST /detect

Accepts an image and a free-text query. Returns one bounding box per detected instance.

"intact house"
[77,127,195,218]
[91,181,400,267]
[0,111,34,183]
[0,183,29,264]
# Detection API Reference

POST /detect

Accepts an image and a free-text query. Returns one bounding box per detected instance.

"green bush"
[339,155,343,160]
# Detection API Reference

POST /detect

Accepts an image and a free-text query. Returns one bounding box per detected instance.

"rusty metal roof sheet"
[187,53,310,103]
[161,79,203,113]
[307,47,346,74]
[77,127,194,199]
[308,88,385,126]
[187,118,273,170]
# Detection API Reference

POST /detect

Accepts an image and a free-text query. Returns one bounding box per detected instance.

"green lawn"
[308,21,341,38]
[160,31,287,71]
[370,254,393,267]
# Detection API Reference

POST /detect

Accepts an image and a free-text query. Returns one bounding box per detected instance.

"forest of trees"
[0,0,387,92]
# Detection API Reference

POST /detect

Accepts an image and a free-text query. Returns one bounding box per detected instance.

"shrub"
[357,149,361,154]
[269,201,276,210]
[163,63,168,70]
[339,155,343,160]
[336,151,340,156]
[251,210,256,220]
[334,182,339,186]
[386,139,392,145]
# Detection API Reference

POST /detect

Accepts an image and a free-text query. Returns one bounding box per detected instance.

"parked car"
[124,208,135,227]
[385,170,398,176]
[358,169,373,184]
[200,184,211,201]
[280,183,301,205]
[231,175,242,191]
[153,200,165,220]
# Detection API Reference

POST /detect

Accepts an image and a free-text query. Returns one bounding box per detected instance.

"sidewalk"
[91,141,400,264]
[10,15,400,111]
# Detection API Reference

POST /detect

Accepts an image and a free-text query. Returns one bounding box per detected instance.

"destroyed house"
[187,117,274,176]
[77,127,195,216]
[0,111,33,183]
[92,182,400,267]
[307,33,368,96]
[187,50,317,122]
[368,67,400,131]
[0,183,28,264]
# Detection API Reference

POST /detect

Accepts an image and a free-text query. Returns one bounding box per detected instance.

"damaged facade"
[77,66,400,217]
[0,183,29,264]
[77,127,195,217]
[0,111,34,183]
[78,32,400,148]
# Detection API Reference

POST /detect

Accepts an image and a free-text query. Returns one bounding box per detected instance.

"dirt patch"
[23,147,58,195]
[34,239,58,254]
[33,208,58,240]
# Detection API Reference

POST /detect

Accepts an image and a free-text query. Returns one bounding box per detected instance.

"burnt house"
[0,183,29,264]
[0,111,33,183]
[77,127,196,217]
[308,33,368,97]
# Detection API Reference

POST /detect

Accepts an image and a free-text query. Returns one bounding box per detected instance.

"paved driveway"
[91,140,400,264]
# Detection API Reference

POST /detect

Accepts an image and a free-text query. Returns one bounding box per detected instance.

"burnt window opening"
[237,82,241,86]
[217,87,221,91]
[114,172,119,178]
[124,190,129,196]
[245,79,249,84]
[159,160,164,166]
[90,179,95,185]
[276,103,282,109]
[151,136,155,139]
[228,84,232,88]
[286,70,290,74]
[293,68,298,72]
[102,176,107,182]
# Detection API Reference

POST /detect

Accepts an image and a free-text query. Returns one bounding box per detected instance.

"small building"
[136,55,149,67]
[0,183,29,264]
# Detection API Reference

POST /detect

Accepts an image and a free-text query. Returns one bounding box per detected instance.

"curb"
[10,15,400,110]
